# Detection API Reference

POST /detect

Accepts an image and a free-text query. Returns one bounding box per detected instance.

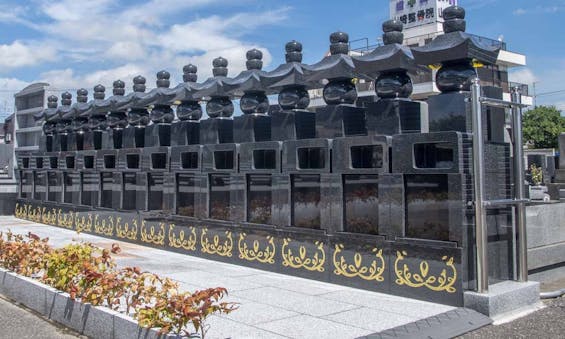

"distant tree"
[522,105,565,149]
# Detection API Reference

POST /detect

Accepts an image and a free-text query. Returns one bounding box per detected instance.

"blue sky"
[0,0,564,119]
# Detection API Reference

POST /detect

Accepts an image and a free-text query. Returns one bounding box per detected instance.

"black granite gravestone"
[123,76,150,148]
[83,84,109,150]
[171,64,202,146]
[107,80,129,150]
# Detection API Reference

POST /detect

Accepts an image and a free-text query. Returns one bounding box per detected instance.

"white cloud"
[0,41,57,70]
[509,68,538,86]
[0,78,31,116]
[513,8,526,15]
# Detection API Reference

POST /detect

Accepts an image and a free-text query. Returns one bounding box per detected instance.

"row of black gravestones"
[16,6,514,306]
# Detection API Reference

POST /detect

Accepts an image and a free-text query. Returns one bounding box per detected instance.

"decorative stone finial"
[183,64,198,83]
[443,6,466,33]
[61,92,72,106]
[113,80,125,96]
[47,95,58,109]
[77,88,88,103]
[382,19,404,45]
[133,75,146,92]
[93,84,105,100]
[330,31,349,55]
[246,49,263,70]
[156,70,170,88]
[212,57,228,77]
[285,40,303,63]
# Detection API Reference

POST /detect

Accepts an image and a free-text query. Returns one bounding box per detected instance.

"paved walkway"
[0,295,82,338]
[0,216,455,339]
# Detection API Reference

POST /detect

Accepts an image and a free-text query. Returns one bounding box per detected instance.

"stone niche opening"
[176,174,197,217]
[103,155,116,169]
[83,155,95,169]
[291,174,321,229]
[47,171,62,202]
[247,174,273,224]
[297,147,326,169]
[147,173,165,211]
[151,153,167,170]
[405,174,450,242]
[253,150,277,170]
[35,157,43,169]
[100,172,114,208]
[350,145,383,169]
[181,152,199,169]
[49,157,58,169]
[213,150,234,170]
[126,154,140,169]
[65,156,75,170]
[413,142,455,169]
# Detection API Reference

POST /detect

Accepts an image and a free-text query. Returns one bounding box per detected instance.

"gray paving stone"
[322,307,417,332]
[205,315,291,339]
[232,286,359,317]
[167,270,263,292]
[238,272,347,296]
[217,296,300,325]
[257,314,370,339]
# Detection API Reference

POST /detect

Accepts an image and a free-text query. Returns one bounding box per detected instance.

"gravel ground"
[0,295,82,339]
[460,295,565,338]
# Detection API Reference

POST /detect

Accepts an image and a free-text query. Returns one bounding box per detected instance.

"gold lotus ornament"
[75,213,93,233]
[140,221,166,246]
[238,233,275,264]
[94,214,114,236]
[57,209,74,229]
[168,224,197,251]
[394,251,457,293]
[28,205,42,223]
[14,203,29,219]
[332,244,385,282]
[200,228,233,257]
[281,238,325,272]
[42,208,58,226]
[116,217,138,240]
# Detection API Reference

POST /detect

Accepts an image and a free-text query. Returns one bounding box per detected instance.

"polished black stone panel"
[51,134,62,152]
[176,173,198,217]
[107,129,124,149]
[148,173,166,211]
[390,240,463,306]
[170,145,202,172]
[17,154,31,170]
[392,132,472,175]
[342,174,380,235]
[19,171,33,199]
[239,141,282,174]
[272,174,291,227]
[427,90,505,143]
[314,105,367,138]
[100,172,116,209]
[122,172,138,211]
[246,174,273,224]
[33,171,47,201]
[207,173,244,222]
[82,130,107,150]
[271,110,316,141]
[123,126,145,149]
[200,118,234,144]
[290,174,322,229]
[365,99,428,135]
[47,171,62,203]
[328,233,389,293]
[377,174,405,239]
[202,144,239,172]
[171,121,200,146]
[63,172,81,205]
[144,123,171,147]
[283,139,332,174]
[80,171,99,207]
[233,114,272,143]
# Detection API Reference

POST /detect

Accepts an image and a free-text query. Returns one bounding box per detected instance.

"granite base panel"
[15,199,465,306]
